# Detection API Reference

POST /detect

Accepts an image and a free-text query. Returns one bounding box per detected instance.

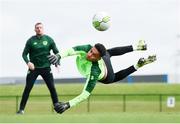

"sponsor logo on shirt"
[33,42,37,45]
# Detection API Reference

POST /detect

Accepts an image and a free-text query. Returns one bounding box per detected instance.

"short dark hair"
[94,43,106,57]
[35,22,43,27]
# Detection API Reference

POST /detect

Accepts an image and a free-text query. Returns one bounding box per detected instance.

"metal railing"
[0,93,179,113]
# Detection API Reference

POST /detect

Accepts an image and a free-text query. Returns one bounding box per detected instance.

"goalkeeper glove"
[47,54,61,66]
[54,102,70,114]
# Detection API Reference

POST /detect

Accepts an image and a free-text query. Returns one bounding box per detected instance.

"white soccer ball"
[92,12,111,31]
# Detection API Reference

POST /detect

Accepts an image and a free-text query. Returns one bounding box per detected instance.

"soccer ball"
[92,12,110,31]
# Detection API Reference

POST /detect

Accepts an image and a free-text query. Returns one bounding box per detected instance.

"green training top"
[22,35,59,68]
[60,44,106,107]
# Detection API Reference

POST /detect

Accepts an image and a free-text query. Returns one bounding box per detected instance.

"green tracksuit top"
[22,35,59,68]
[60,44,106,107]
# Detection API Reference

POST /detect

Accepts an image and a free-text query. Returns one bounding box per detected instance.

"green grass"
[1,83,180,96]
[0,83,180,123]
[0,112,180,123]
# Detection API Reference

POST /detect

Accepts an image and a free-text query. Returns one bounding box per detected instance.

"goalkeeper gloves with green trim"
[47,54,61,66]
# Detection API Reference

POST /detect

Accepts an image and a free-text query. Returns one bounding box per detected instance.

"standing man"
[17,22,61,114]
[48,40,156,114]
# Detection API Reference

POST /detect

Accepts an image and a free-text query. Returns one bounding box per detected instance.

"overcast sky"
[0,0,180,78]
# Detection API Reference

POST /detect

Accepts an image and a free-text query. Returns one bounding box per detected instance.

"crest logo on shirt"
[91,76,94,80]
[33,42,37,45]
[43,41,48,46]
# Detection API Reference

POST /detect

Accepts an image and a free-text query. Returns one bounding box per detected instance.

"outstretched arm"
[54,74,97,114]
[60,44,92,58]
[60,48,78,58]
[48,47,77,66]
[69,74,96,107]
[49,44,92,65]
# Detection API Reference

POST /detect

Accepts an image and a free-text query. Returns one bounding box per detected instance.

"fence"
[0,94,180,114]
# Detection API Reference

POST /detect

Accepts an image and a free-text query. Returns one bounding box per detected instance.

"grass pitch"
[0,83,180,123]
[0,112,180,123]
